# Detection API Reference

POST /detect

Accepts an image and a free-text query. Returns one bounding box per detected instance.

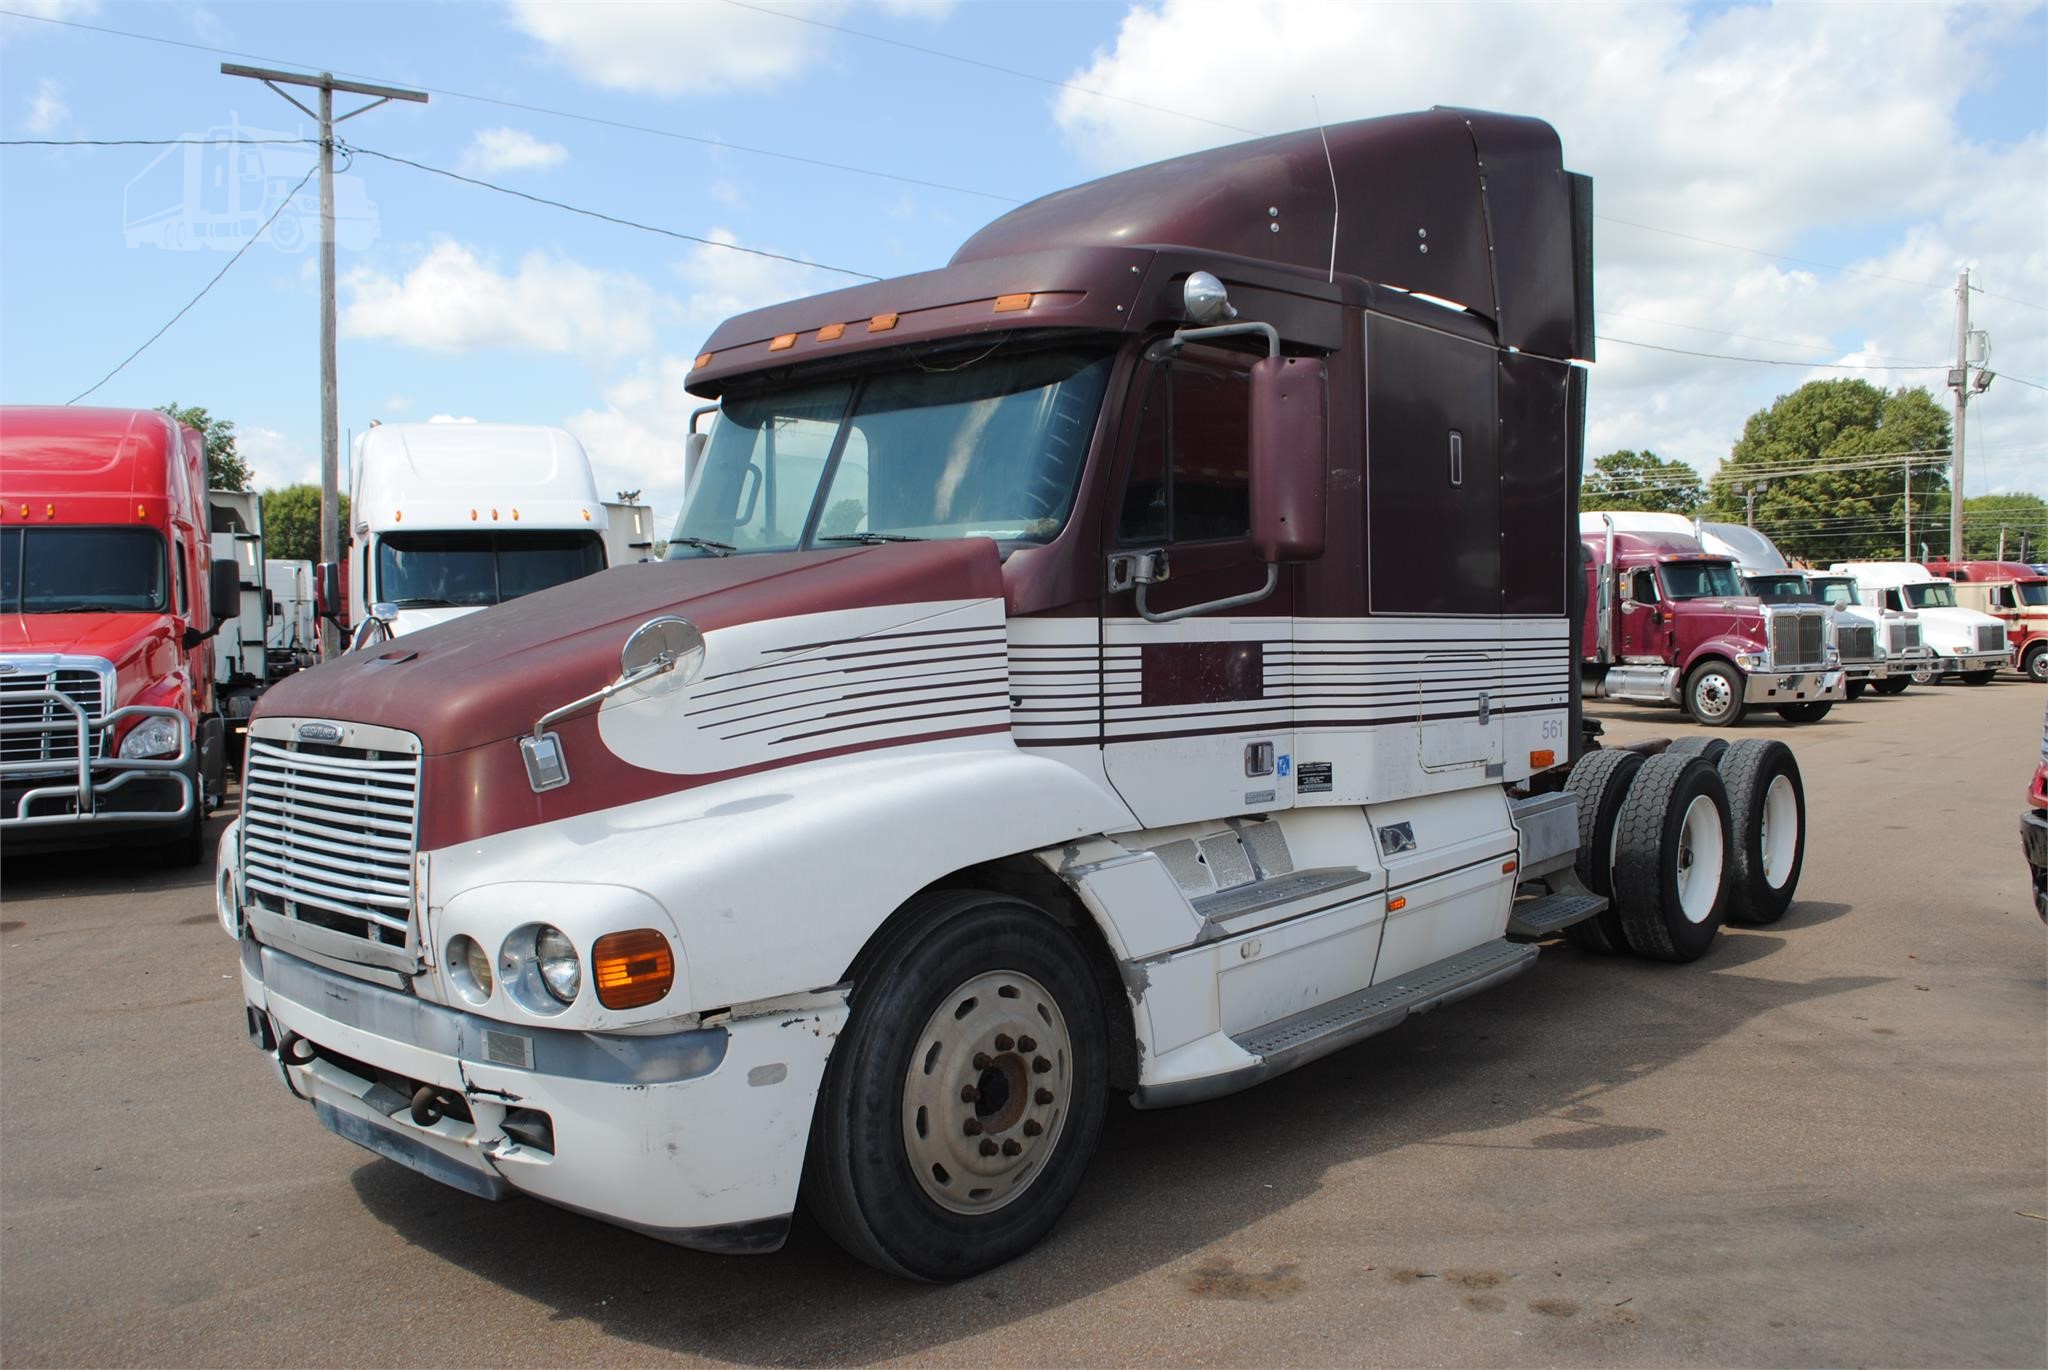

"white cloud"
[25,79,66,134]
[188,6,225,42]
[339,242,661,357]
[460,126,568,175]
[707,178,746,211]
[4,1,99,20]
[506,0,955,97]
[1052,0,2047,496]
[239,425,318,490]
[561,229,835,526]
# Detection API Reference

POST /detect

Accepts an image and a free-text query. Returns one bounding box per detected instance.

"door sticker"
[1297,761,1332,794]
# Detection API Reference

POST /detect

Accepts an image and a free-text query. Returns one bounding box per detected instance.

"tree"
[1961,493,2048,561]
[1581,449,1704,514]
[159,402,252,491]
[1701,380,1950,567]
[262,483,349,562]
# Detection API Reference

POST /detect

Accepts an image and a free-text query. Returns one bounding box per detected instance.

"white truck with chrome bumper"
[217,811,849,1252]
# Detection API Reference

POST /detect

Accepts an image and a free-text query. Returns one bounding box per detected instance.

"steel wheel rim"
[1695,672,1734,721]
[1674,794,1725,924]
[1759,773,1799,888]
[901,969,1071,1216]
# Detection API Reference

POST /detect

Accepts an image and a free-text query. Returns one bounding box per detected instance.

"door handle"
[1448,430,1464,488]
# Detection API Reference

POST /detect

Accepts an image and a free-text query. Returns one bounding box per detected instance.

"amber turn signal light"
[592,929,675,1009]
[1529,749,1556,769]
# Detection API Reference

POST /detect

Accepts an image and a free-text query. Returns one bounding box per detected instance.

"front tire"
[1685,662,1747,727]
[1960,670,1996,686]
[1873,676,1910,696]
[1776,701,1832,723]
[1611,754,1731,963]
[1844,680,1866,701]
[2024,646,2048,684]
[1716,739,1805,925]
[805,891,1109,1281]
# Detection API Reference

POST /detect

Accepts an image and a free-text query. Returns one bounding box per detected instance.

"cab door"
[1616,566,1674,662]
[1101,341,1292,828]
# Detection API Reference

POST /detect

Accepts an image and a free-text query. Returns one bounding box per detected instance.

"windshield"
[1659,560,1744,601]
[1902,582,1957,609]
[672,344,1113,556]
[2018,582,2048,607]
[1743,573,1813,604]
[375,531,605,608]
[0,526,167,613]
[1808,576,1860,608]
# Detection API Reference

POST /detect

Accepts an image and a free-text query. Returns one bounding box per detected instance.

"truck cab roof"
[351,423,607,536]
[1926,560,2046,585]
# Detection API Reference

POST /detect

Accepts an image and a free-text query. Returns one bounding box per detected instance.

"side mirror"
[683,431,710,494]
[314,561,341,620]
[209,560,240,621]
[264,588,278,620]
[1248,355,1328,565]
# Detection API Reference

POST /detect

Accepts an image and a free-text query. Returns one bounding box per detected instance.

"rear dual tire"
[1562,749,1644,955]
[1716,740,1805,926]
[1611,755,1732,963]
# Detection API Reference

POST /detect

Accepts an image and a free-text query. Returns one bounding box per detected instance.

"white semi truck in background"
[209,490,270,762]
[340,423,612,641]
[1829,561,2010,685]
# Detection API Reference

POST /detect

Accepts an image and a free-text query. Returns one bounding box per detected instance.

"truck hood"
[0,612,174,697]
[253,540,1005,756]
[1909,605,2005,645]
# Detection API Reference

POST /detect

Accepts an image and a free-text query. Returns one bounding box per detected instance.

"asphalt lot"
[3,678,2044,1367]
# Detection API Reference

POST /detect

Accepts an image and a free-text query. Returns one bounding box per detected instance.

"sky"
[2,0,2044,552]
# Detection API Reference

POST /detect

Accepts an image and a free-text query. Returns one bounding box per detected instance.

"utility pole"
[1902,457,1911,561]
[1949,270,1969,563]
[221,64,426,656]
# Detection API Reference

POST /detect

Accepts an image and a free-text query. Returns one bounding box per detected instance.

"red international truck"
[217,110,1817,1277]
[1,407,238,864]
[1579,519,1842,726]
[1925,560,2048,683]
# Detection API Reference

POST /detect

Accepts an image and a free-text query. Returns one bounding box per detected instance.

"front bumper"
[1922,653,2010,676]
[1842,658,1883,683]
[238,938,848,1251]
[1742,668,1844,704]
[2,697,193,835]
[2023,809,2048,922]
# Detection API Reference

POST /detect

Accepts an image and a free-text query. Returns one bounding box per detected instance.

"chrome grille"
[1769,610,1826,668]
[0,668,105,764]
[241,737,419,946]
[1976,624,2006,654]
[1837,624,1876,662]
[1887,622,1922,654]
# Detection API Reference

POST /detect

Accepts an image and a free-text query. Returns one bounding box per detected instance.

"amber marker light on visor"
[592,929,676,1009]
[993,293,1032,312]
[693,352,713,369]
[868,312,899,332]
[817,322,846,341]
[769,332,797,351]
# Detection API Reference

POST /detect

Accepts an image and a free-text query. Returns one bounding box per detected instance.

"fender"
[1678,639,1752,676]
[427,737,1138,1013]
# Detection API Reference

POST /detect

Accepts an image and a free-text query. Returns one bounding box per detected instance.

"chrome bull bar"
[0,691,194,827]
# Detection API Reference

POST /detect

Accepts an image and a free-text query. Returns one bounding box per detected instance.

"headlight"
[447,935,493,1004]
[534,925,581,1003]
[119,716,183,759]
[1735,650,1768,670]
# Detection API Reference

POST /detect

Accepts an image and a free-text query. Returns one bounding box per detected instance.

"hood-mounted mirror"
[522,615,706,794]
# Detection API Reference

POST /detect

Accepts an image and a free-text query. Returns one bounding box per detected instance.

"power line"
[1,136,315,147]
[0,6,1022,206]
[1598,335,1946,371]
[66,162,318,404]
[1596,310,1945,369]
[720,0,1265,139]
[344,143,882,280]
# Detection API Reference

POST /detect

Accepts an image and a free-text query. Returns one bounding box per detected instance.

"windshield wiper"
[820,533,926,544]
[29,602,148,614]
[389,597,459,608]
[669,537,736,557]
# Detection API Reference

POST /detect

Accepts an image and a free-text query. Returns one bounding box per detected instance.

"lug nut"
[1002,1139,1022,1157]
[1032,1056,1051,1074]
[979,1138,999,1157]
[959,1084,980,1103]
[1018,1035,1037,1053]
[973,1052,993,1070]
[1035,1087,1054,1105]
[963,1118,982,1135]
[993,1033,1014,1051]
[1023,1119,1043,1137]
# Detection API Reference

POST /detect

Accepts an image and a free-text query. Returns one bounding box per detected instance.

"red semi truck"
[216,109,1815,1277]
[1926,560,2048,683]
[1580,519,1842,726]
[1,407,238,864]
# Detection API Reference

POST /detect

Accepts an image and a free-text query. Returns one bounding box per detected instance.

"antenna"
[1312,96,1339,285]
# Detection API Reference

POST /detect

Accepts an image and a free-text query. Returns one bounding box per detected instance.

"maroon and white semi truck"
[216,110,1811,1278]
[1580,517,1842,726]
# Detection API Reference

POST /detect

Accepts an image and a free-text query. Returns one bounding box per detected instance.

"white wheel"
[1759,773,1799,889]
[901,970,1073,1216]
[1673,794,1726,925]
